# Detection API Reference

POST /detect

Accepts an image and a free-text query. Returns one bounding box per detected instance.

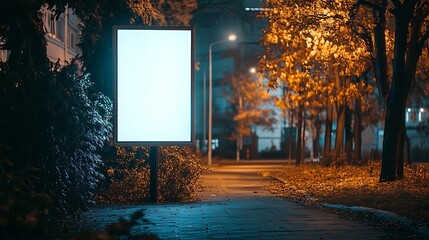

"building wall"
[192,1,252,155]
[0,50,9,62]
[406,107,429,162]
[43,6,81,64]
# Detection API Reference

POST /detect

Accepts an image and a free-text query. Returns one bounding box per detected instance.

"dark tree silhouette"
[351,0,429,181]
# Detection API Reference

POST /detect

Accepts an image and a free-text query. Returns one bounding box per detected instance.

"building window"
[68,30,75,48]
[45,10,57,36]
[56,18,64,41]
[0,50,9,62]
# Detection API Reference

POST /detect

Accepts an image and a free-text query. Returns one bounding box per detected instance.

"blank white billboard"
[114,27,194,145]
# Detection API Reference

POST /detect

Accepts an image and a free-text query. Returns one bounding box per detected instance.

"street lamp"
[208,34,236,165]
[236,67,256,162]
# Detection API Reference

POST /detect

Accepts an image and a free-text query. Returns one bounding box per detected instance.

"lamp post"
[208,34,236,165]
[236,67,257,161]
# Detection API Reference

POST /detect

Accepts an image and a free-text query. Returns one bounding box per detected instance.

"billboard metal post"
[149,146,159,203]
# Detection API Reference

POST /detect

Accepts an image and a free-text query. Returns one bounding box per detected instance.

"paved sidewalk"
[81,162,391,239]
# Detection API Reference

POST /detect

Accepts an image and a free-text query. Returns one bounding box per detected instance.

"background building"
[191,0,277,158]
[43,6,81,64]
[1,5,81,64]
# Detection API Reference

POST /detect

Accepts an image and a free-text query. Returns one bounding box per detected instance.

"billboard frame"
[113,25,195,146]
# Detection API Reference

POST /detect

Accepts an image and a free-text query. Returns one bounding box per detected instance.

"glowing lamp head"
[228,34,237,41]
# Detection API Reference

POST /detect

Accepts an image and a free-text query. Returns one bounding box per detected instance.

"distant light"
[407,108,411,112]
[228,34,237,41]
[245,7,264,11]
[249,67,256,74]
[420,108,424,112]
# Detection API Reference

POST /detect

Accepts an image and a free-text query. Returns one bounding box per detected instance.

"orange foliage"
[268,162,429,228]
[259,0,373,113]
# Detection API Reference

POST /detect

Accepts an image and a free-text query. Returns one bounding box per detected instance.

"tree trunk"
[396,124,405,179]
[302,110,306,163]
[372,0,389,103]
[398,1,425,176]
[289,112,294,161]
[324,101,333,157]
[381,93,407,181]
[335,104,346,151]
[236,135,240,162]
[283,109,287,159]
[296,105,303,166]
[345,105,353,162]
[334,69,345,151]
[353,99,362,162]
[371,1,423,182]
[314,117,321,161]
[380,11,410,182]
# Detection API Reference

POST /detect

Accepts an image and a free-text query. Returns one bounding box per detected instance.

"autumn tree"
[350,0,429,181]
[225,71,276,161]
[258,1,331,164]
[277,71,326,165]
[259,0,371,165]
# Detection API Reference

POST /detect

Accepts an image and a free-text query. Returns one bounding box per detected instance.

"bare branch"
[418,29,429,50]
[416,0,429,53]
[354,0,386,12]
[351,24,374,57]
[350,0,394,19]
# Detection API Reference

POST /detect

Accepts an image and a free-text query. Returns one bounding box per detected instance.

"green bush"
[96,147,151,204]
[0,60,112,214]
[158,146,203,202]
[97,146,202,204]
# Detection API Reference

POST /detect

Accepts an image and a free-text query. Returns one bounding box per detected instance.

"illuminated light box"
[113,26,194,145]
